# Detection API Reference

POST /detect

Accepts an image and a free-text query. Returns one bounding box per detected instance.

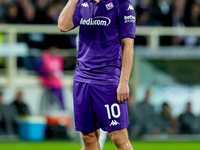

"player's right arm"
[58,0,79,32]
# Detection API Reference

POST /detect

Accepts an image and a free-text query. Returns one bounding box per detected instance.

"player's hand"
[117,82,129,103]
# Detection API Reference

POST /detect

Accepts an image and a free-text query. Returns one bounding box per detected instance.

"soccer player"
[58,0,136,149]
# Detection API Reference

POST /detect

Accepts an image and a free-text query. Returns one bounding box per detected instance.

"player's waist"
[74,71,120,86]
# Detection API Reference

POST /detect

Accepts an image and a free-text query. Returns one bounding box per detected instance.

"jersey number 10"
[105,104,121,119]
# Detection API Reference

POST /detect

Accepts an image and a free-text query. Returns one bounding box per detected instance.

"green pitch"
[0,141,200,150]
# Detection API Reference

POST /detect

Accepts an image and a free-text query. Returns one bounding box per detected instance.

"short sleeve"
[117,0,136,39]
[73,2,81,28]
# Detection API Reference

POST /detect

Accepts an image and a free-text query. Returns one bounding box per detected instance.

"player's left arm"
[117,38,134,103]
[117,0,136,103]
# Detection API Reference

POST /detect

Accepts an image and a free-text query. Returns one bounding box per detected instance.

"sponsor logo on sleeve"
[81,2,89,7]
[105,2,114,10]
[124,15,136,23]
[80,16,111,26]
[127,4,134,10]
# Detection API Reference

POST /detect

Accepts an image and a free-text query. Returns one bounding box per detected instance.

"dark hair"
[162,102,169,107]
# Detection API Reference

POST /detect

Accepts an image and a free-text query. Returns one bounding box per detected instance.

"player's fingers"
[117,92,129,103]
[120,94,124,103]
[126,93,129,101]
[117,92,121,103]
[117,93,123,103]
[124,93,129,101]
[123,93,129,102]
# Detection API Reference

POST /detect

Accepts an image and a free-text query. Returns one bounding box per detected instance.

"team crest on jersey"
[105,2,114,10]
[81,2,89,7]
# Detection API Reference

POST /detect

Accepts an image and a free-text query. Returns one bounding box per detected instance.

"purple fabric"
[50,88,65,110]
[73,81,129,132]
[73,0,136,85]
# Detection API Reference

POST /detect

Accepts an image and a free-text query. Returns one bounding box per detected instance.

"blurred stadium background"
[1,0,200,149]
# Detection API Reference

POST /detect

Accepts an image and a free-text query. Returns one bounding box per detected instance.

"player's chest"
[79,1,117,26]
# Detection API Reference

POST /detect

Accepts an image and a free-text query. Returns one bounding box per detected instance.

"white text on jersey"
[80,16,111,26]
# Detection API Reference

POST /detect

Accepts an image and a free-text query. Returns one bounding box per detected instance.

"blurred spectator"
[36,46,66,111]
[160,0,186,45]
[16,0,32,22]
[9,90,30,135]
[0,91,18,135]
[0,0,197,29]
[46,1,64,24]
[35,0,49,11]
[34,0,52,24]
[136,7,150,26]
[150,0,170,26]
[137,0,151,10]
[0,0,199,47]
[178,102,196,134]
[154,102,179,134]
[23,4,36,24]
[3,2,20,23]
[0,0,197,26]
[184,0,200,27]
[0,0,7,22]
[184,0,200,46]
[19,1,46,49]
[165,0,186,27]
[10,90,30,116]
[131,90,155,138]
[134,7,149,45]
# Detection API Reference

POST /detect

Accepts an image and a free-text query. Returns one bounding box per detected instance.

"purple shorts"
[73,81,129,132]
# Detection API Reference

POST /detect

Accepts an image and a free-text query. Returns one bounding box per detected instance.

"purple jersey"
[73,0,136,85]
